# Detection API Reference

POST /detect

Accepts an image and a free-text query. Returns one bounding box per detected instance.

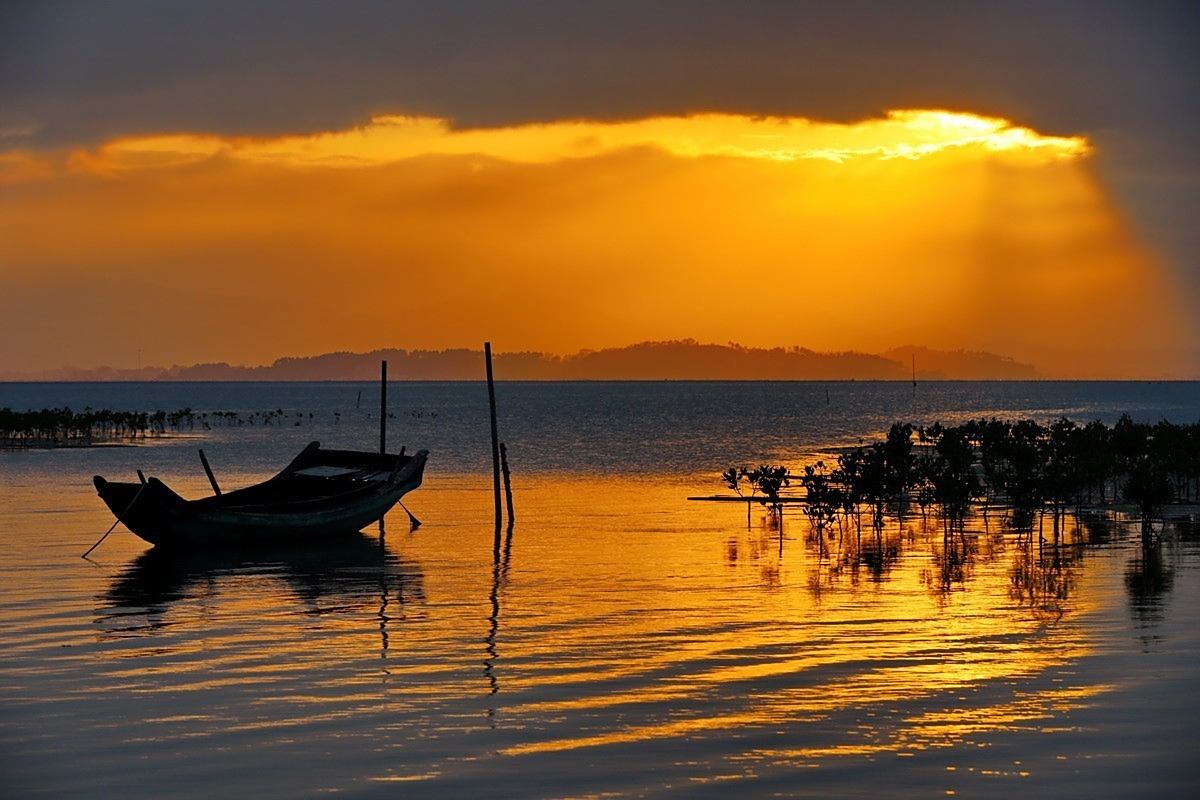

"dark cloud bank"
[2,0,1197,305]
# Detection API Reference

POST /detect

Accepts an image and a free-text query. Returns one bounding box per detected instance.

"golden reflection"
[749,683,1111,764]
[74,476,1136,771]
[1126,537,1177,639]
[493,486,1105,760]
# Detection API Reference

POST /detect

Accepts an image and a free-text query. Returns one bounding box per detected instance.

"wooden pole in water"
[485,342,502,535]
[377,360,389,533]
[380,360,388,454]
[500,442,515,527]
[198,448,221,495]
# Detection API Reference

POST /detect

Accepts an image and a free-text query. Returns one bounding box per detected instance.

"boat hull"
[94,445,427,548]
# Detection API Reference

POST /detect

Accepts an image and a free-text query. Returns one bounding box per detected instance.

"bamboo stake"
[380,359,388,454]
[485,343,502,538]
[500,442,515,527]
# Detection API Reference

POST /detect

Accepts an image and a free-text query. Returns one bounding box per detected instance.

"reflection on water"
[97,533,425,639]
[484,524,514,705]
[1125,540,1176,634]
[1,472,1198,798]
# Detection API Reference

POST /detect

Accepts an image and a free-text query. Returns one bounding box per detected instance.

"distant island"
[1,341,1039,381]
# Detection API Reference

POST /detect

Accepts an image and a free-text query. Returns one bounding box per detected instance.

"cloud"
[2,2,1195,146]
[0,110,1190,376]
[16,110,1088,178]
[0,2,1195,366]
[2,1,1196,313]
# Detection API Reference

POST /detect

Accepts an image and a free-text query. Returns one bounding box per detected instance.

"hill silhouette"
[1,340,1040,381]
[882,346,1038,381]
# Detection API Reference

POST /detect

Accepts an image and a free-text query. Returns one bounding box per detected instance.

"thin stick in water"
[485,342,502,537]
[500,442,515,527]
[380,359,388,454]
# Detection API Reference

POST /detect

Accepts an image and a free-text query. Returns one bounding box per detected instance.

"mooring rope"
[82,480,148,559]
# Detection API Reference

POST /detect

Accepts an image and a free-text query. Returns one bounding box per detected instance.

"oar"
[82,480,148,558]
[198,448,221,495]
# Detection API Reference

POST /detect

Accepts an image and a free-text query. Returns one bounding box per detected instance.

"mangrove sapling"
[1123,456,1175,546]
[1040,419,1078,545]
[714,415,1200,561]
[1150,420,1193,503]
[999,420,1046,515]
[748,466,789,533]
[912,454,936,529]
[970,418,1009,527]
[833,448,866,553]
[858,444,890,549]
[723,466,754,527]
[1111,414,1147,499]
[921,423,980,544]
[799,461,839,555]
[882,422,916,539]
[1078,420,1112,505]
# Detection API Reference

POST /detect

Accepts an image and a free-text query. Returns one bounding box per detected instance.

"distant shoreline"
[0,341,1057,382]
[3,378,1199,385]
[6,341,1195,382]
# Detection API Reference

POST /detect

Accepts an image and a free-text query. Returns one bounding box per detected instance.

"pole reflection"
[484,522,514,715]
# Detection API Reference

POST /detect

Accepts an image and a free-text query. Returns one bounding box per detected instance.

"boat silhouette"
[94,441,427,547]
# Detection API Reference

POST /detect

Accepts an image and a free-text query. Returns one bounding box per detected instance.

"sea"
[1,381,1198,798]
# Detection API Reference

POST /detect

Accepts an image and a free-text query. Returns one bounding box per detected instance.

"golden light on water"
[491,494,1103,759]
[43,474,1111,770]
[2,396,1190,796]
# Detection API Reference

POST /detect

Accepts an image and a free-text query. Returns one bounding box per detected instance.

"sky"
[1,1,1197,377]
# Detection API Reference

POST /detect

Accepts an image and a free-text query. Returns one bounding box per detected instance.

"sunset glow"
[4,6,1200,798]
[0,110,1191,377]
[44,109,1094,173]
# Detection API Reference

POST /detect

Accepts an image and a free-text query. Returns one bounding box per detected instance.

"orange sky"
[1,110,1195,377]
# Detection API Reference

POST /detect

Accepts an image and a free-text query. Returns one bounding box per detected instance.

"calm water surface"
[1,382,1198,797]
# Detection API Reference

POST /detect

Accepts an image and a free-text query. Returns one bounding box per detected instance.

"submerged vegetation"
[0,406,322,448]
[722,416,1200,555]
[716,417,1197,619]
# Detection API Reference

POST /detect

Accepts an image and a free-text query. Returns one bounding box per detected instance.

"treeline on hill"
[0,407,313,447]
[725,416,1200,546]
[2,341,1040,381]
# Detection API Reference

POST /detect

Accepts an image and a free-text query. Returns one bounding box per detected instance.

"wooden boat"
[94,442,428,547]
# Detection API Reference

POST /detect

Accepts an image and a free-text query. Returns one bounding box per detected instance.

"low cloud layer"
[0,110,1191,377]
